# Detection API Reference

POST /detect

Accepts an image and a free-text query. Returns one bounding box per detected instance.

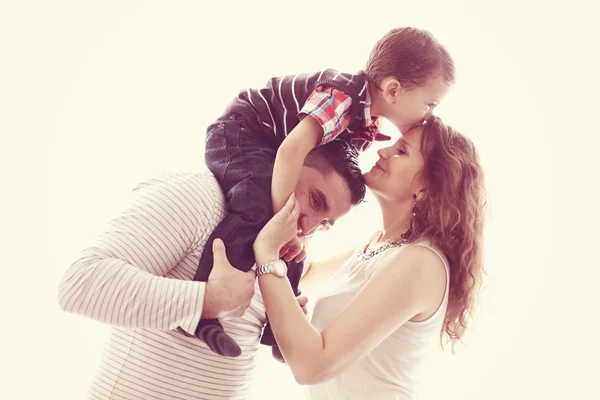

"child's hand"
[279,235,307,263]
[297,295,309,318]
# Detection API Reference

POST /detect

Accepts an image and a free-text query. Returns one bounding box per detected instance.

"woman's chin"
[363,170,376,187]
[363,172,371,185]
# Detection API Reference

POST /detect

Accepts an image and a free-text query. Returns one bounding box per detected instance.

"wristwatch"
[256,259,288,278]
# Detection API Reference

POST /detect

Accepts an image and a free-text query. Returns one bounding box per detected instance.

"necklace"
[358,240,405,261]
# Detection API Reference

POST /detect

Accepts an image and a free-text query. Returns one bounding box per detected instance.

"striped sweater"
[58,171,267,400]
[225,69,376,150]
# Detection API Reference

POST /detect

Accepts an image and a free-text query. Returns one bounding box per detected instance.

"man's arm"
[57,172,253,335]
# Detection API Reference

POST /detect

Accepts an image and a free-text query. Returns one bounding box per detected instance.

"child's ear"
[382,78,401,102]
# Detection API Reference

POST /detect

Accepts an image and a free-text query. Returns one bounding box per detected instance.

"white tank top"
[306,239,450,400]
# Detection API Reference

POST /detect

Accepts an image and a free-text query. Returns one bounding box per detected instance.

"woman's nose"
[378,146,392,159]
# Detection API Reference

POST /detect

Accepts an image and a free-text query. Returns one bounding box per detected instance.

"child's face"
[294,167,353,237]
[380,74,450,133]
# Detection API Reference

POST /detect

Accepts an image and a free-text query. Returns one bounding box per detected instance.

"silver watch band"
[256,259,287,277]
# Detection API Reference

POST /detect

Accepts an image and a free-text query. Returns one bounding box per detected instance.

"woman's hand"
[254,193,301,262]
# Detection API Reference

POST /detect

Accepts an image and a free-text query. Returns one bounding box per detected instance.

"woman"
[218,116,486,398]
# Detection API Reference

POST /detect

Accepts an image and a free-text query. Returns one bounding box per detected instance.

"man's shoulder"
[132,170,225,209]
[133,169,215,188]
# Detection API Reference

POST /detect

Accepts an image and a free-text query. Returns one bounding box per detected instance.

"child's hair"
[365,27,455,89]
[303,140,366,206]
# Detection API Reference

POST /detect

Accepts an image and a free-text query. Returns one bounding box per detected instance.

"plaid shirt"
[299,85,391,147]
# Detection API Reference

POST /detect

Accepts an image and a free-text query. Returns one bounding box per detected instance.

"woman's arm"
[251,196,446,384]
[256,244,446,384]
[250,195,447,384]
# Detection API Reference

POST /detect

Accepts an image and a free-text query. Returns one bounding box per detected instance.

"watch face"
[274,260,287,277]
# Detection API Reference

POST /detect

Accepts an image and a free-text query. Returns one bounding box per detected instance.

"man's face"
[293,167,353,237]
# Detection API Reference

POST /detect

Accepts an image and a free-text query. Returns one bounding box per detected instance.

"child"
[181,27,455,360]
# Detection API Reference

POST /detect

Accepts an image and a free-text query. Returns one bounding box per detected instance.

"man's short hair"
[303,140,366,206]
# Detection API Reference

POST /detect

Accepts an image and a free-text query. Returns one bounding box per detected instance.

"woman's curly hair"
[404,116,487,351]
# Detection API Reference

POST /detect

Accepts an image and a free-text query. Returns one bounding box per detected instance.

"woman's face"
[364,125,426,202]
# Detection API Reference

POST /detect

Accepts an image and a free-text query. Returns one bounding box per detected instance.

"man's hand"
[202,239,257,320]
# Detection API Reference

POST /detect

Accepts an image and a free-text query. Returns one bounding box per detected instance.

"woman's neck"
[374,197,414,244]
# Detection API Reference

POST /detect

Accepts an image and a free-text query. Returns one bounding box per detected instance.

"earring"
[401,193,418,241]
[410,193,417,231]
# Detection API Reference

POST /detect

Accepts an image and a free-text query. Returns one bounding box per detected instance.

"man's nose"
[299,215,321,236]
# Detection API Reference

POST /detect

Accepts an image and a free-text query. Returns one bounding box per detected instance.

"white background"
[1,1,599,399]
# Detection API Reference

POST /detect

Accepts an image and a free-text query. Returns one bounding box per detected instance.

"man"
[57,140,365,399]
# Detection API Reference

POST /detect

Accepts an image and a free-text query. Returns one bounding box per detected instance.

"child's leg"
[201,117,303,297]
[197,114,277,279]
[187,115,277,357]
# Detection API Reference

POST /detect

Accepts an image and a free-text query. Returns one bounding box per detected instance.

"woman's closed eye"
[396,146,407,155]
